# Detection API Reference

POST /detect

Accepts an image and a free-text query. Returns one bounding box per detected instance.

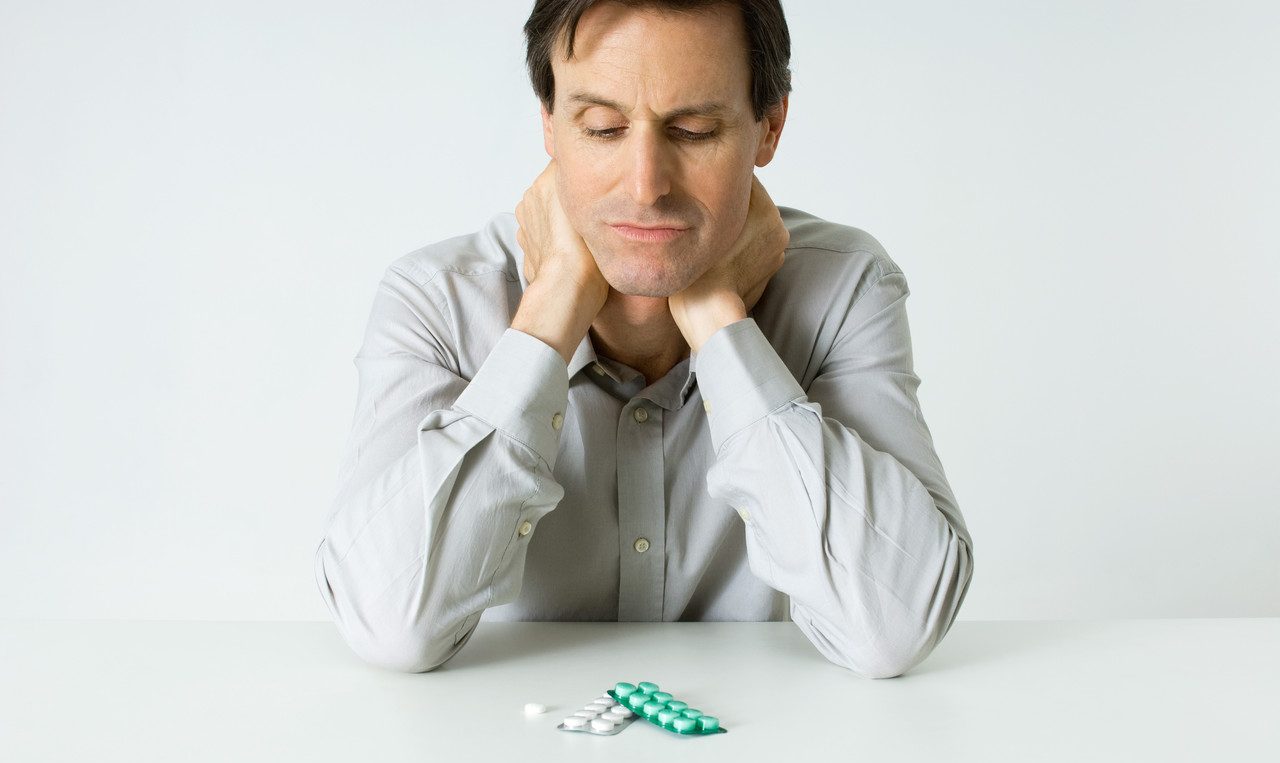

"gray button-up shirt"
[314,206,975,678]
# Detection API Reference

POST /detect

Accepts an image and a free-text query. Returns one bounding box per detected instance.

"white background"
[2,0,1276,622]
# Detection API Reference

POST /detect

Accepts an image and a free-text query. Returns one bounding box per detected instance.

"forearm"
[695,314,975,678]
[708,415,973,677]
[316,276,575,672]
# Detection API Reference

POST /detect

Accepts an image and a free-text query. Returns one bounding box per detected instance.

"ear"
[541,102,556,159]
[753,94,789,167]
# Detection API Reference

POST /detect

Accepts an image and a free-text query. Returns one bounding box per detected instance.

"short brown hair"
[524,0,791,121]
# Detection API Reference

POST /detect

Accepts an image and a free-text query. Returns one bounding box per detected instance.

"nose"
[625,127,673,207]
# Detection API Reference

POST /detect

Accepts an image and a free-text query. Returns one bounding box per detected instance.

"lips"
[609,223,689,243]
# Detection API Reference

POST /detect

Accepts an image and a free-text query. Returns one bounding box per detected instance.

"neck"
[589,290,690,386]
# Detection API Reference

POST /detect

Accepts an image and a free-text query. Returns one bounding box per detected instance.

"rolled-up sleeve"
[696,268,974,678]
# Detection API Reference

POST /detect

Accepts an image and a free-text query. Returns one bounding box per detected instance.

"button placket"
[616,401,665,621]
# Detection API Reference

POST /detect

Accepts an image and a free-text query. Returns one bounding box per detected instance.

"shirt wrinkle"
[314,205,975,676]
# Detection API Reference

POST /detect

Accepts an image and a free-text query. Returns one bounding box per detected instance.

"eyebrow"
[566,90,731,120]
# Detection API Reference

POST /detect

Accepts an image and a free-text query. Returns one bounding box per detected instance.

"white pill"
[609,706,633,718]
[590,718,615,732]
[584,703,608,713]
[562,716,587,729]
[524,703,547,715]
[597,697,617,707]
[574,710,599,719]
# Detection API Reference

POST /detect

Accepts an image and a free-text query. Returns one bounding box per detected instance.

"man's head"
[524,0,791,298]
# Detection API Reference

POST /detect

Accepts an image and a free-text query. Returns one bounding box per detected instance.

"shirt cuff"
[451,327,569,469]
[693,318,806,453]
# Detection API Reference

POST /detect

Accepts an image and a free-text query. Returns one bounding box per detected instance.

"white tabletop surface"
[1,618,1276,762]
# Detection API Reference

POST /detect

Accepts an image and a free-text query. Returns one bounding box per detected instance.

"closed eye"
[582,126,717,142]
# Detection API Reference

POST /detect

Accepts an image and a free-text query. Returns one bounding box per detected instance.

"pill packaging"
[611,680,727,736]
[556,692,640,736]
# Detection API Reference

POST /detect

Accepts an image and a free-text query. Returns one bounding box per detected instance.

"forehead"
[552,2,752,111]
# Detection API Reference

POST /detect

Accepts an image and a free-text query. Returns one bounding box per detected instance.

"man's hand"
[511,160,610,364]
[668,175,789,353]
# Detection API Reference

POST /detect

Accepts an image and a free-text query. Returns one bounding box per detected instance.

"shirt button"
[518,520,533,537]
[551,412,563,430]
[633,537,650,553]
[632,407,649,423]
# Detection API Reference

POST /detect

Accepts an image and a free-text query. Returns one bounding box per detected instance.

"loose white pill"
[524,703,547,715]
[563,716,587,729]
[590,718,615,732]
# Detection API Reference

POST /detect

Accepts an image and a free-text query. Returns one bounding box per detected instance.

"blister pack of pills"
[556,691,640,736]
[610,681,727,736]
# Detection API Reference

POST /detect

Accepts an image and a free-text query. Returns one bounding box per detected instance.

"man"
[313,0,974,679]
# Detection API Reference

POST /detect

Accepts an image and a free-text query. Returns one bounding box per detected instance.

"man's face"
[542,1,785,297]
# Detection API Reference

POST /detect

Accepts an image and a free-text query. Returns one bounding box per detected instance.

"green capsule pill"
[697,716,720,732]
[657,709,679,725]
[682,708,703,719]
[651,691,673,703]
[672,717,697,733]
[665,700,688,712]
[614,682,637,698]
[627,692,650,710]
[642,701,665,718]
[637,681,659,694]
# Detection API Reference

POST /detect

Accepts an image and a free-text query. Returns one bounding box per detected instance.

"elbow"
[796,606,930,679]
[314,541,467,674]
[860,535,975,680]
[352,630,458,674]
[847,636,933,679]
[808,533,975,680]
[329,604,467,675]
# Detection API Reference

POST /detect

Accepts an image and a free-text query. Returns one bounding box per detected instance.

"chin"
[596,247,700,299]
[601,263,693,298]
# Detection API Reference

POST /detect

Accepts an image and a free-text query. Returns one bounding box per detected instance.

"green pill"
[614,682,637,698]
[657,709,680,725]
[651,691,673,703]
[665,700,688,712]
[642,701,666,718]
[697,716,720,732]
[637,681,660,693]
[682,708,703,719]
[627,692,651,710]
[672,717,698,733]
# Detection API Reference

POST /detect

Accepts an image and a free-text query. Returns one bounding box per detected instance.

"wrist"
[674,291,747,353]
[512,280,604,364]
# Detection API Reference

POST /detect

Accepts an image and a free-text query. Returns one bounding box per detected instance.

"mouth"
[608,224,690,243]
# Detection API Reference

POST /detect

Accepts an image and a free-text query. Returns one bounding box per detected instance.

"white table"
[1,619,1276,761]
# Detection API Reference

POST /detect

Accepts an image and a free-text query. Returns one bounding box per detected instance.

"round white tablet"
[562,716,587,729]
[590,718,615,732]
[523,703,547,715]
[609,706,633,718]
[584,703,608,713]
[597,696,617,707]
[574,710,599,719]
